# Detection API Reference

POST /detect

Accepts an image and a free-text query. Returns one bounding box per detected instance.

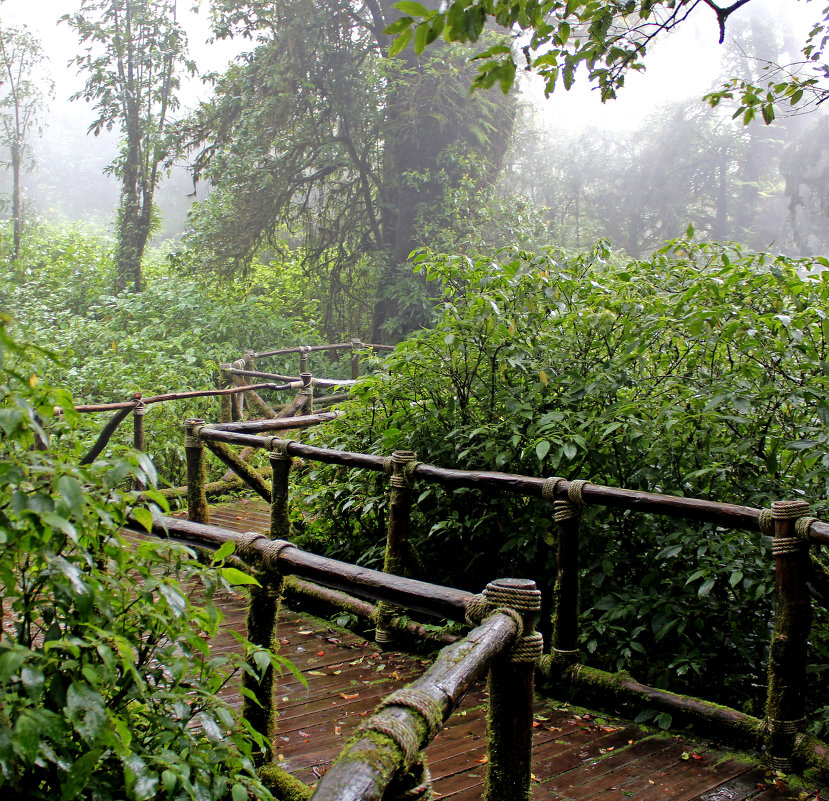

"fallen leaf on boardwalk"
[298,730,309,737]
[340,693,359,699]
[308,670,325,676]
[235,516,242,520]
[476,756,488,764]
[316,651,325,656]
[648,780,655,785]
[533,721,544,728]
[359,712,368,716]
[599,747,615,753]
[531,774,541,783]
[599,725,618,732]
[326,637,342,644]
[278,638,290,645]
[628,740,635,745]
[330,670,342,675]
[298,630,314,635]
[334,726,342,735]
[690,753,702,760]
[375,664,386,671]
[681,752,690,760]
[277,754,285,762]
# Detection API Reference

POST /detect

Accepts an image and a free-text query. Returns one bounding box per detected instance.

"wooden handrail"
[191,425,829,543]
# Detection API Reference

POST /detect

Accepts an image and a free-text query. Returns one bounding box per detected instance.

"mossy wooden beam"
[203,439,272,502]
[79,402,136,465]
[243,575,282,761]
[539,661,764,743]
[269,447,292,539]
[485,579,543,801]
[765,500,813,770]
[184,419,209,524]
[144,515,473,620]
[311,611,519,801]
[376,450,417,646]
[257,764,312,800]
[283,577,458,644]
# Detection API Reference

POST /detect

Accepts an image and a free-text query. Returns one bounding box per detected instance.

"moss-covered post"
[484,578,543,801]
[299,371,314,414]
[132,396,146,491]
[553,492,582,665]
[243,571,283,764]
[231,357,247,420]
[375,450,417,646]
[218,363,233,423]
[184,418,209,524]
[269,443,292,540]
[299,345,310,376]
[765,499,813,770]
[350,338,362,380]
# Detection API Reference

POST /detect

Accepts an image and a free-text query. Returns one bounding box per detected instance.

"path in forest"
[203,500,813,800]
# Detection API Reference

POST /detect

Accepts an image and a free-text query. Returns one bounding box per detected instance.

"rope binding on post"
[358,712,420,770]
[542,475,565,502]
[770,500,812,556]
[377,688,444,740]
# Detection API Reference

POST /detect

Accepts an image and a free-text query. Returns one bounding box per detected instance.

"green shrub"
[296,238,829,717]
[0,316,281,799]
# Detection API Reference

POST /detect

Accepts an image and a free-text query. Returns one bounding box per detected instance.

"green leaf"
[232,784,248,801]
[535,440,551,460]
[57,475,84,514]
[394,0,429,16]
[388,27,412,56]
[213,540,237,562]
[221,567,261,587]
[130,506,154,533]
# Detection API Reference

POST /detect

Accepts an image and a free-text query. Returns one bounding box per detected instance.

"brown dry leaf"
[316,651,325,656]
[598,725,618,732]
[334,726,342,735]
[476,756,489,764]
[340,692,359,700]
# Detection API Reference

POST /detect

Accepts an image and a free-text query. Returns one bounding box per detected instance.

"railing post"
[299,345,310,375]
[269,443,292,539]
[218,363,233,423]
[299,371,314,414]
[484,578,543,801]
[350,338,362,380]
[376,450,417,646]
[242,565,282,765]
[184,418,209,524]
[765,499,813,770]
[231,357,246,420]
[548,478,586,666]
[132,395,146,491]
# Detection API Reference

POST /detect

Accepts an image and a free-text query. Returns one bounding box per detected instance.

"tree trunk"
[10,140,21,260]
[114,131,151,293]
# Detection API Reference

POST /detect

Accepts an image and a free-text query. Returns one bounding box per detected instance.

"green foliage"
[0,317,280,799]
[0,224,317,485]
[297,238,829,712]
[388,0,829,119]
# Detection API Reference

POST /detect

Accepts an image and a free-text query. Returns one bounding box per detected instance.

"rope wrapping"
[508,631,544,663]
[772,499,811,520]
[758,508,774,536]
[464,593,489,625]
[383,456,394,474]
[402,460,421,481]
[567,479,590,506]
[772,537,802,557]
[235,531,268,561]
[795,516,819,540]
[359,713,420,770]
[554,499,580,523]
[269,439,290,459]
[767,718,804,736]
[542,476,565,502]
[388,755,433,801]
[260,538,294,570]
[378,689,444,740]
[483,581,542,613]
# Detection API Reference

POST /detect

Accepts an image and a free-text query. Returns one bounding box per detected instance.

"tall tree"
[183,0,515,340]
[0,24,51,260]
[63,0,192,292]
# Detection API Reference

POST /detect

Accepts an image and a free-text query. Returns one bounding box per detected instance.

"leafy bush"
[0,223,331,486]
[0,317,278,799]
[296,238,829,716]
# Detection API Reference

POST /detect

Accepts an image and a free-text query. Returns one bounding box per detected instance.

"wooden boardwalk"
[202,501,814,800]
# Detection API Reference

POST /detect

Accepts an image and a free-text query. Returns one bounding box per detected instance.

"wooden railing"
[179,420,829,778]
[61,341,389,487]
[138,513,542,801]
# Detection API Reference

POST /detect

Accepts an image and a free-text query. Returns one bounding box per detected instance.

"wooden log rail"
[181,422,829,775]
[129,513,543,800]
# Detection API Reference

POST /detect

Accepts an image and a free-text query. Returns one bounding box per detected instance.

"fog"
[1,0,826,254]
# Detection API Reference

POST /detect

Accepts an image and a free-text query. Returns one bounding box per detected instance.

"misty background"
[1,0,827,255]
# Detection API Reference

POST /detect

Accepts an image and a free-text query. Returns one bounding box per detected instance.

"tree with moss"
[63,0,193,293]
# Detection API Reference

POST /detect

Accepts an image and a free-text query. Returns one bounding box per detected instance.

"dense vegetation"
[0,314,290,799]
[5,0,829,795]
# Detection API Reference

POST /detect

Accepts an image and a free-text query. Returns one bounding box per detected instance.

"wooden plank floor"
[199,500,816,800]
